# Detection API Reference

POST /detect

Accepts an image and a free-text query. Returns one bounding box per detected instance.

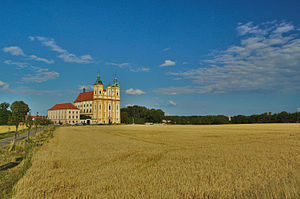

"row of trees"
[0,101,52,140]
[120,105,300,124]
[231,111,300,123]
[164,115,230,125]
[121,105,165,124]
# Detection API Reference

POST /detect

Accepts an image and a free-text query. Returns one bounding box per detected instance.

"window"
[117,92,119,96]
[69,111,71,114]
[109,105,111,110]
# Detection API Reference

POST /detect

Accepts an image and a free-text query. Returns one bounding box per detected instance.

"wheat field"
[12,124,300,198]
[0,125,27,134]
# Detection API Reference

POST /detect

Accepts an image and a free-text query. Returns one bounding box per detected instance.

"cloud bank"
[3,46,25,56]
[30,36,93,63]
[160,21,300,94]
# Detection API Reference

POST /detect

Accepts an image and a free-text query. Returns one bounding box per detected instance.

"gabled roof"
[48,103,78,110]
[74,91,94,103]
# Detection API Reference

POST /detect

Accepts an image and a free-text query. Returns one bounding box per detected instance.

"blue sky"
[1,0,300,116]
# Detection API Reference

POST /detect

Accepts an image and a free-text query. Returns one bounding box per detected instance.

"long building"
[74,73,121,124]
[48,103,80,125]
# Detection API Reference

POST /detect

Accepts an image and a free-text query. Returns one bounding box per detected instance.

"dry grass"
[0,125,27,134]
[12,124,300,198]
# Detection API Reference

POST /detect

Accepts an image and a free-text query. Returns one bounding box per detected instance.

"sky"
[0,0,300,116]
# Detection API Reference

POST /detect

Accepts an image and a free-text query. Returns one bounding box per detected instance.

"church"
[74,73,121,124]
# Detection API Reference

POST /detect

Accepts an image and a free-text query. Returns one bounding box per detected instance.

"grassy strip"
[0,132,16,140]
[0,126,55,199]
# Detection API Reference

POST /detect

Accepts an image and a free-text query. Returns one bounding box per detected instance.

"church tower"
[93,73,103,123]
[112,74,121,123]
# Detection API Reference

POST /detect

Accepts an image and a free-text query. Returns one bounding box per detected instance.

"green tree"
[8,101,30,140]
[34,112,41,134]
[25,111,34,140]
[0,102,11,125]
[121,111,129,123]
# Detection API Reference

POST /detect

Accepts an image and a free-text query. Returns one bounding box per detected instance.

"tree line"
[0,101,52,140]
[231,111,300,124]
[121,105,300,124]
[121,105,164,124]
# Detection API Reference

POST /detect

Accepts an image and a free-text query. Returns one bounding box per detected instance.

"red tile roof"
[74,91,94,103]
[48,103,78,110]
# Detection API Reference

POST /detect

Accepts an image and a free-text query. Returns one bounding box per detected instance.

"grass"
[11,124,300,198]
[0,125,27,134]
[0,126,55,199]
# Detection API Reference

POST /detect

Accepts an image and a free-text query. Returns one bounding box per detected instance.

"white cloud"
[4,59,59,83]
[30,36,93,63]
[3,46,25,56]
[163,21,300,94]
[105,62,129,67]
[0,81,9,90]
[130,67,150,72]
[162,48,171,51]
[273,22,294,33]
[29,55,54,64]
[78,85,94,91]
[156,86,202,95]
[126,88,146,95]
[13,87,61,96]
[160,60,176,67]
[168,100,176,106]
[22,71,59,83]
[173,77,182,80]
[4,60,28,68]
[126,104,135,107]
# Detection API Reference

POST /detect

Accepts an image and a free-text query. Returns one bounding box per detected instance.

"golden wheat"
[12,124,300,198]
[0,125,27,134]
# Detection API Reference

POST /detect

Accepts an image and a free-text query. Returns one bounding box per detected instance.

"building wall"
[92,85,120,124]
[73,81,120,124]
[74,100,93,117]
[48,109,80,124]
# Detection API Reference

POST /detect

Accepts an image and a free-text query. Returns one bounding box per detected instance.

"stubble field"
[0,125,27,134]
[12,124,300,198]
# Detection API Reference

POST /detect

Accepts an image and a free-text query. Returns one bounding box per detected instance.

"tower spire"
[94,72,103,85]
[112,73,119,87]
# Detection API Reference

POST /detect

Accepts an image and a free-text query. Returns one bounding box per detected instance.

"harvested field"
[0,125,27,134]
[12,124,300,198]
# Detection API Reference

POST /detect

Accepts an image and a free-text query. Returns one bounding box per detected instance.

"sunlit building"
[48,103,80,125]
[74,73,121,124]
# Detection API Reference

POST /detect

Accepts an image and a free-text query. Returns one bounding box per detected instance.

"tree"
[25,112,34,140]
[8,101,30,140]
[34,112,41,134]
[121,112,129,123]
[0,102,11,125]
